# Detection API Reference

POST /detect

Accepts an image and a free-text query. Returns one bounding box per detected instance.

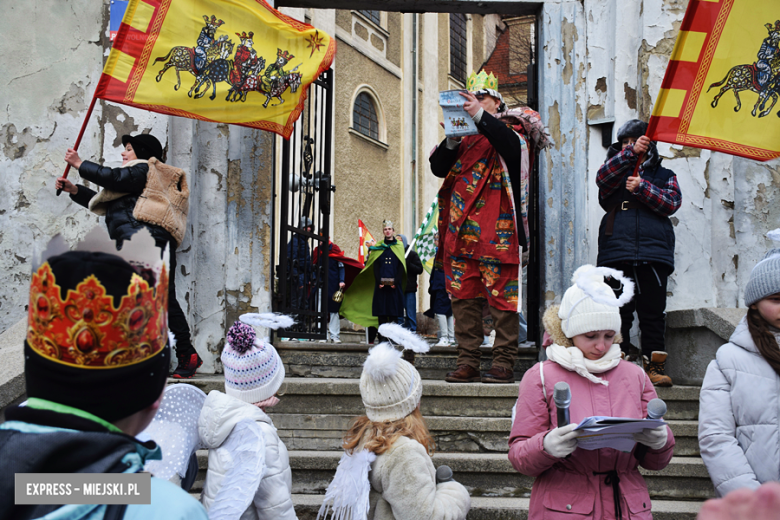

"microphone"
[646,398,667,420]
[553,382,571,427]
[435,465,454,484]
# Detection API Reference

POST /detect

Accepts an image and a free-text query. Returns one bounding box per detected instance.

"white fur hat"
[359,324,430,422]
[558,265,634,339]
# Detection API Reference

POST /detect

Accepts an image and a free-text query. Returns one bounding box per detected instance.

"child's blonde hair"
[342,407,435,456]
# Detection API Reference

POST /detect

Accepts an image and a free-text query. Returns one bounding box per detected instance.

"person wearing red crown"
[430,71,528,384]
[261,48,295,94]
[0,228,208,520]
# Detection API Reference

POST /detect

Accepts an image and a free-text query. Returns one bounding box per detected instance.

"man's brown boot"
[445,365,481,383]
[643,351,673,387]
[482,366,515,384]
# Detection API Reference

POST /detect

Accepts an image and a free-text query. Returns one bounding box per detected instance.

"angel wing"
[140,384,207,483]
[207,419,267,520]
[317,449,377,520]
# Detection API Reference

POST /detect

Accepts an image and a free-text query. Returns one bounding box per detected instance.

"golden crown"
[26,228,169,369]
[466,71,499,92]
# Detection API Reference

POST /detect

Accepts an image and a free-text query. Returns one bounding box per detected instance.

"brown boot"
[445,365,481,383]
[643,351,673,387]
[482,366,515,384]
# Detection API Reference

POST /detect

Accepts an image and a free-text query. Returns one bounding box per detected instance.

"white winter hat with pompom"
[558,265,634,338]
[359,323,430,422]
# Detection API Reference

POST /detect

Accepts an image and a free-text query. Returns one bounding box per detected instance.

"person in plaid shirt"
[596,119,682,387]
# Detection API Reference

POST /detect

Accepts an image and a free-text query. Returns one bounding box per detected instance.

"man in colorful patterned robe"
[430,71,527,384]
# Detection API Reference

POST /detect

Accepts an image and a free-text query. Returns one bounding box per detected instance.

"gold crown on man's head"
[467,71,499,92]
[382,219,394,229]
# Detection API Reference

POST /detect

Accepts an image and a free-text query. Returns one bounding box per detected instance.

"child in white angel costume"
[198,314,297,520]
[318,323,471,520]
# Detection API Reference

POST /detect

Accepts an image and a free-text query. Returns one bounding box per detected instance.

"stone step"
[270,413,700,456]
[277,341,540,379]
[191,450,713,501]
[290,494,704,520]
[189,492,704,519]
[286,452,714,501]
[172,377,701,421]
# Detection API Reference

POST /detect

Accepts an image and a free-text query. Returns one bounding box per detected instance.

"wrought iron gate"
[272,69,334,340]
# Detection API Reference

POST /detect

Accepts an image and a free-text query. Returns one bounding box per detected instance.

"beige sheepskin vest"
[133,158,190,246]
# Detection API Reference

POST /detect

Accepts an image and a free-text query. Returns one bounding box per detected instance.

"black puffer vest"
[596,149,676,271]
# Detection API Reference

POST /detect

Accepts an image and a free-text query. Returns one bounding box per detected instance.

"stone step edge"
[172,376,702,399]
[277,341,539,354]
[291,494,704,515]
[268,413,699,434]
[196,450,709,478]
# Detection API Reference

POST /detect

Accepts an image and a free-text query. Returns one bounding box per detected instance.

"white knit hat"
[558,265,634,338]
[222,319,286,404]
[359,323,431,422]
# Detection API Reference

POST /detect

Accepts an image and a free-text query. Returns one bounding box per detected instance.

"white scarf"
[545,343,621,386]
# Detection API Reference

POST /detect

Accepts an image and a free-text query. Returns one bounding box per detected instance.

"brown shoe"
[445,365,481,383]
[644,351,673,387]
[482,366,515,384]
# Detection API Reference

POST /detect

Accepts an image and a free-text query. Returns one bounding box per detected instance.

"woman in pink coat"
[508,265,674,519]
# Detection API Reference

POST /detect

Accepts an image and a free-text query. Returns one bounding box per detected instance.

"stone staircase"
[172,340,712,519]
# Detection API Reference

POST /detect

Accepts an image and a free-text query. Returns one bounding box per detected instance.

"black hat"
[25,231,171,423]
[122,134,164,162]
[616,119,648,143]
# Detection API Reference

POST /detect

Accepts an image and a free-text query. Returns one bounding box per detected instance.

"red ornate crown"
[277,48,295,61]
[26,228,169,369]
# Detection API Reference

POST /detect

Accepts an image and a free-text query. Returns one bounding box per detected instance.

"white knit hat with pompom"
[359,323,430,422]
[558,265,634,338]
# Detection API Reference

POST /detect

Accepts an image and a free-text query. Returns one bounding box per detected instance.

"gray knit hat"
[745,230,780,306]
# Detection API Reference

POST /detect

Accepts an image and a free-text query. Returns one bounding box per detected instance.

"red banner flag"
[358,219,375,265]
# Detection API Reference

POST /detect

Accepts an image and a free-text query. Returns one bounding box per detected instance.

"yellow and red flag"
[96,0,334,138]
[358,219,375,265]
[648,0,780,161]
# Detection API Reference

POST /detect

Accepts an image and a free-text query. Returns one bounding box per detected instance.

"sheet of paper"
[574,416,666,453]
[439,90,478,138]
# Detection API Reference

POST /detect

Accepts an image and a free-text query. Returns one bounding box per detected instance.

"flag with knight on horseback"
[647,0,780,162]
[89,0,334,138]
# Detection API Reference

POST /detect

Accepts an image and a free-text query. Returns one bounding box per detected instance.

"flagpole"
[630,116,660,178]
[56,92,99,196]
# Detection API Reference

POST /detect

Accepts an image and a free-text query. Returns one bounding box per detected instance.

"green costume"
[341,240,407,328]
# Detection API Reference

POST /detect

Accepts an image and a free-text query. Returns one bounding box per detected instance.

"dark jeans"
[168,248,193,356]
[605,262,669,358]
[403,292,418,331]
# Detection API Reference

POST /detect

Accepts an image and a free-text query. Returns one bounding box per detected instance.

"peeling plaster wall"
[1,1,109,331]
[539,1,589,305]
[2,1,275,374]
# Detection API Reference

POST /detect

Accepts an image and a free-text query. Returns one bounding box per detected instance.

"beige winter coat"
[133,158,189,246]
[368,436,471,520]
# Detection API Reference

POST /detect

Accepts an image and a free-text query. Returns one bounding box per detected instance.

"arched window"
[359,10,381,26]
[353,92,379,141]
[450,13,467,83]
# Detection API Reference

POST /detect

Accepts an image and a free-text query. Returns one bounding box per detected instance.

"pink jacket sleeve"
[508,363,560,476]
[636,372,675,470]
